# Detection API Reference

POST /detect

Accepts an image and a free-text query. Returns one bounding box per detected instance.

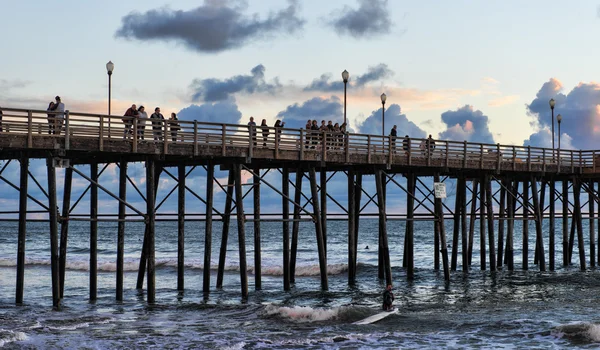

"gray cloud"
[177,99,242,125]
[328,0,391,39]
[304,64,393,92]
[524,78,600,150]
[357,104,425,137]
[190,64,281,102]
[276,96,342,129]
[438,105,495,144]
[115,0,305,53]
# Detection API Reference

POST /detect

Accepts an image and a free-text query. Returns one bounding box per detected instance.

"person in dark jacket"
[169,112,180,142]
[390,125,397,151]
[123,104,137,140]
[261,119,269,147]
[383,284,394,311]
[151,107,164,141]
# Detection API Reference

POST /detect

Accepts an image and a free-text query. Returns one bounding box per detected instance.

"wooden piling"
[375,170,392,285]
[562,180,569,267]
[590,179,596,267]
[534,181,546,265]
[549,180,555,271]
[354,173,362,265]
[137,166,161,290]
[253,166,261,290]
[16,154,29,304]
[531,177,546,271]
[468,180,478,266]
[479,177,486,270]
[47,156,61,308]
[204,163,214,296]
[177,164,185,291]
[117,160,126,300]
[290,169,303,284]
[90,162,98,301]
[309,167,328,290]
[347,170,356,283]
[460,177,469,272]
[58,166,72,299]
[497,179,506,267]
[146,158,156,303]
[522,180,529,270]
[485,177,496,271]
[451,177,461,271]
[216,170,234,288]
[320,170,327,261]
[507,179,515,270]
[434,173,450,280]
[573,178,586,270]
[282,167,290,291]
[233,163,249,299]
[378,171,386,280]
[406,173,415,280]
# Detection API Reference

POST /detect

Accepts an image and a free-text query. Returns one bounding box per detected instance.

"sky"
[1,0,600,217]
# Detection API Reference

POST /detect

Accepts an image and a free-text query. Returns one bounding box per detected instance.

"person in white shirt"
[137,105,148,140]
[54,96,65,135]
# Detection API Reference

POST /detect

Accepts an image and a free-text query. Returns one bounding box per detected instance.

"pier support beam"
[216,170,234,289]
[589,179,596,267]
[549,180,555,271]
[485,177,496,271]
[146,158,156,303]
[117,160,126,300]
[531,177,546,271]
[282,167,290,291]
[378,171,386,280]
[348,170,356,284]
[90,162,98,301]
[16,154,29,304]
[203,163,214,297]
[522,180,529,270]
[136,165,161,290]
[460,177,468,272]
[562,180,569,267]
[177,164,185,291]
[309,167,328,290]
[290,169,303,284]
[59,166,72,299]
[434,173,450,280]
[320,170,327,261]
[47,156,60,309]
[405,173,415,280]
[573,178,586,270]
[234,163,249,299]
[468,180,478,266]
[497,179,506,267]
[479,177,486,270]
[507,179,515,270]
[375,170,392,285]
[253,166,261,291]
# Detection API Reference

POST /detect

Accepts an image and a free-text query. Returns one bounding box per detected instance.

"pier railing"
[0,107,595,172]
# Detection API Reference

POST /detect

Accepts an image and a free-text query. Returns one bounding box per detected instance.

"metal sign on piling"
[434,182,446,198]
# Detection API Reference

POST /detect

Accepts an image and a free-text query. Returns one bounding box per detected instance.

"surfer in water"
[383,284,394,311]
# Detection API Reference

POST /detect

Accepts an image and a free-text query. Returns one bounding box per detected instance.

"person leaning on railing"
[151,107,165,141]
[123,104,137,140]
[54,96,65,135]
[402,135,410,155]
[169,112,180,142]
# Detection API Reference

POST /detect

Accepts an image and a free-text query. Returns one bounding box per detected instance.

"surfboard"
[353,308,398,325]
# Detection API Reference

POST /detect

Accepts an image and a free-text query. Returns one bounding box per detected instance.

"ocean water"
[1,219,600,349]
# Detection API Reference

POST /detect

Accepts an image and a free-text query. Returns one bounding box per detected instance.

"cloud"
[357,104,426,137]
[303,64,393,92]
[438,105,495,144]
[328,0,391,39]
[488,95,519,107]
[524,78,600,149]
[115,0,305,53]
[275,96,342,129]
[190,64,281,102]
[177,99,242,125]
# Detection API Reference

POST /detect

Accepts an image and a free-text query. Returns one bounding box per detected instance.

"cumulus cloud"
[275,96,342,129]
[177,99,242,125]
[115,0,305,53]
[304,64,393,92]
[357,104,426,137]
[190,64,281,102]
[524,78,600,150]
[328,0,391,38]
[438,105,495,144]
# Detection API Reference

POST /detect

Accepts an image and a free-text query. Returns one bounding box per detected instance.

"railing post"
[445,141,449,168]
[27,111,33,148]
[163,119,168,154]
[99,116,104,151]
[345,132,349,163]
[427,138,431,166]
[367,135,372,163]
[388,135,393,166]
[248,125,254,160]
[571,150,574,173]
[321,131,326,162]
[222,124,226,156]
[300,129,305,161]
[480,144,484,169]
[542,148,546,172]
[462,141,467,168]
[133,117,138,152]
[64,110,70,150]
[527,146,531,171]
[408,137,412,166]
[194,121,198,156]
[557,148,561,173]
[579,151,583,174]
[275,127,280,159]
[593,151,596,173]
[512,146,516,170]
[496,143,501,172]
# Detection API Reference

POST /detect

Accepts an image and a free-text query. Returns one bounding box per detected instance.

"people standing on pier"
[383,284,394,311]
[54,96,65,135]
[46,101,57,134]
[402,135,410,155]
[311,120,319,149]
[248,116,257,146]
[123,104,137,140]
[390,125,397,152]
[261,119,269,147]
[169,112,180,142]
[151,107,164,141]
[333,122,341,149]
[340,122,347,149]
[427,134,436,155]
[274,120,284,146]
[137,105,147,140]
[305,119,312,149]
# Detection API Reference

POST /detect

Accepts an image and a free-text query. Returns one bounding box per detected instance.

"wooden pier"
[2,107,600,308]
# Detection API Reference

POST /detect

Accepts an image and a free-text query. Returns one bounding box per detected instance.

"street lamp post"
[381,93,387,137]
[106,60,114,137]
[342,70,349,127]
[549,98,555,158]
[557,114,562,151]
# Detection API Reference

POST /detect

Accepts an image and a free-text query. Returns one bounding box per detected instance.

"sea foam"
[263,304,341,323]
